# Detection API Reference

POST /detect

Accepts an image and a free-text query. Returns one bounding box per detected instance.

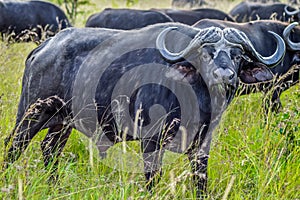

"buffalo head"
[156,26,285,104]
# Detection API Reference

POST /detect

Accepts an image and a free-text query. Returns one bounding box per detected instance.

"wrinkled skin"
[194,19,300,113]
[4,23,282,198]
[0,0,71,41]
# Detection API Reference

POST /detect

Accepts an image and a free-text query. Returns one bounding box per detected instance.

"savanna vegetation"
[0,0,299,199]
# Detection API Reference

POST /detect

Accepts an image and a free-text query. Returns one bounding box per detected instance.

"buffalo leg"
[187,150,209,198]
[264,87,282,114]
[141,137,164,191]
[270,88,282,113]
[5,116,51,167]
[41,125,72,181]
[41,125,72,167]
[4,96,67,168]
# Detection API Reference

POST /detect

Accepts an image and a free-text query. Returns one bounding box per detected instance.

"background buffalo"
[85,8,173,29]
[230,2,299,22]
[0,0,71,42]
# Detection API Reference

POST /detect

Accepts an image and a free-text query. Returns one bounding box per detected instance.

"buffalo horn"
[224,28,285,66]
[156,27,221,61]
[283,22,300,50]
[284,5,300,16]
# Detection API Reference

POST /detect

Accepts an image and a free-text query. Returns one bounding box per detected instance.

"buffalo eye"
[202,52,211,62]
[200,47,214,62]
[233,55,242,63]
[230,49,243,63]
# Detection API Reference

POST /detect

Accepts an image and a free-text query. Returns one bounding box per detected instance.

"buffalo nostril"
[225,69,235,81]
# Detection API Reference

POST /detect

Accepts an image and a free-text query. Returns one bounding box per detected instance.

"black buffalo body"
[85,8,173,29]
[230,2,299,22]
[4,23,285,197]
[0,0,70,41]
[158,8,235,25]
[194,19,300,112]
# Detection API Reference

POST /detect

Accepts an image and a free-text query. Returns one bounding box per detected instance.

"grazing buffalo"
[85,8,173,29]
[157,8,235,25]
[4,23,285,197]
[230,2,299,22]
[0,0,70,41]
[194,19,300,112]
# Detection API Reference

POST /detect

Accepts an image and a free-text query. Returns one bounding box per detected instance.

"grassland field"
[0,0,299,199]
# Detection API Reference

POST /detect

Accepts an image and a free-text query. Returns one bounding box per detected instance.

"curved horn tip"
[283,22,300,51]
[283,22,299,38]
[291,22,299,26]
[156,26,182,62]
[264,31,286,66]
[267,31,286,48]
[286,22,299,29]
[287,22,299,29]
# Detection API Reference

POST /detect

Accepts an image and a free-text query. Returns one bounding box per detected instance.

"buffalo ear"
[166,61,199,84]
[239,61,274,84]
[292,52,300,64]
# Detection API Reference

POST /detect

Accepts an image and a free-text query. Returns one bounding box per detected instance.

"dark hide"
[0,0,71,41]
[85,8,173,30]
[4,23,282,198]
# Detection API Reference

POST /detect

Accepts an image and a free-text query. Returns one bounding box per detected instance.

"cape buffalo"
[85,8,173,30]
[4,23,285,197]
[194,19,300,112]
[230,2,299,22]
[0,0,70,41]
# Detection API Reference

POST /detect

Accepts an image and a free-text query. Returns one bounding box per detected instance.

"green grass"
[0,0,299,199]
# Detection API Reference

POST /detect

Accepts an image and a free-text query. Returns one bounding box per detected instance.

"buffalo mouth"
[210,83,236,106]
[225,84,236,105]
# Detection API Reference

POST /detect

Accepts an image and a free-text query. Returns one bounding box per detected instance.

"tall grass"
[0,0,299,199]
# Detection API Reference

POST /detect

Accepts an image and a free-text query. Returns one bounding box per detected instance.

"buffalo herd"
[2,0,299,198]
